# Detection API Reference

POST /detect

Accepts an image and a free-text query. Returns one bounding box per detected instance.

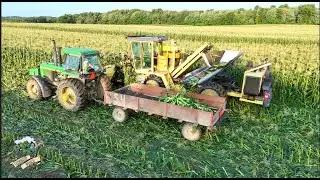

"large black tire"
[96,74,112,101]
[56,79,86,112]
[26,79,43,100]
[144,75,165,87]
[198,82,226,97]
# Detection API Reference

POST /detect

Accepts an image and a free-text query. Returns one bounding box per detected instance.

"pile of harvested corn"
[159,93,217,112]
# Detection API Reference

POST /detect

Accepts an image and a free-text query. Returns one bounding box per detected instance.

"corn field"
[2,22,319,105]
[1,22,319,178]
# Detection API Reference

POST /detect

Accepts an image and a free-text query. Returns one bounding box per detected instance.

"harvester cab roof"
[126,35,169,42]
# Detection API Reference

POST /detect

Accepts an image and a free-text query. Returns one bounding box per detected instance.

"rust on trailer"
[104,84,227,128]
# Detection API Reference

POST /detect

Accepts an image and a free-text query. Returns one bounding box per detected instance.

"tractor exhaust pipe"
[52,40,57,66]
[57,47,62,66]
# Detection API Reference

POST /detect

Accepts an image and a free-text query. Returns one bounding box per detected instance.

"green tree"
[266,8,277,23]
[276,8,285,23]
[279,4,289,8]
[297,4,317,24]
[283,8,296,24]
[4,4,317,25]
[255,8,267,24]
[315,9,320,24]
[130,10,148,24]
[57,14,76,23]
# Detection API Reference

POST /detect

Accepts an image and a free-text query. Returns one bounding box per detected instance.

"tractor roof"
[63,48,99,56]
[126,36,168,42]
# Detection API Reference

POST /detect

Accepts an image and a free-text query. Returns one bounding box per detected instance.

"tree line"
[2,4,319,25]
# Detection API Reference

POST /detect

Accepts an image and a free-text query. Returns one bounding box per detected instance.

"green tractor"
[26,40,123,111]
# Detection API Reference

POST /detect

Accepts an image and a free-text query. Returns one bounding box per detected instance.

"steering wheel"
[88,68,95,73]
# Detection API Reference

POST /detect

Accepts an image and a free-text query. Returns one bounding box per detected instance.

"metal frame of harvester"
[125,35,273,107]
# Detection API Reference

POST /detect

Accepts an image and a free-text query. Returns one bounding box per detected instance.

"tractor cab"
[62,48,103,74]
[30,41,109,88]
[27,40,115,112]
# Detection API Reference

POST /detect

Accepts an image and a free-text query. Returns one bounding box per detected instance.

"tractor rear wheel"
[145,75,164,87]
[199,82,226,97]
[96,74,112,101]
[56,79,86,112]
[182,123,202,141]
[26,79,43,100]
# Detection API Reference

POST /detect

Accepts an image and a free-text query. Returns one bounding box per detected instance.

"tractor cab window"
[83,54,101,72]
[65,55,80,71]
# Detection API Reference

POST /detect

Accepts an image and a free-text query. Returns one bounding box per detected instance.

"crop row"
[2,24,319,106]
[2,45,319,106]
[2,23,319,45]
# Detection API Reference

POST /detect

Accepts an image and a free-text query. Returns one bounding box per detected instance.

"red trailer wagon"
[104,83,227,141]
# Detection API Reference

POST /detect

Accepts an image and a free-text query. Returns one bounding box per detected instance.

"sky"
[2,2,319,17]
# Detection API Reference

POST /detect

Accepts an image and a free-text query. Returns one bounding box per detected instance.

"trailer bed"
[104,83,227,129]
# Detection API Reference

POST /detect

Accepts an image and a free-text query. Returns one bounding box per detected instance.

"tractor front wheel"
[56,79,86,112]
[26,79,43,100]
[182,123,202,141]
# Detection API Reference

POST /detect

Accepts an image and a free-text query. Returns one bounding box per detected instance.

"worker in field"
[82,55,100,73]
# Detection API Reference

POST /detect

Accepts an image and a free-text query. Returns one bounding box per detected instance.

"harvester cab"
[126,35,215,88]
[127,36,178,73]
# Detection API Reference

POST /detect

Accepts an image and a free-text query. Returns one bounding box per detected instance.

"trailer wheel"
[182,123,202,141]
[112,107,128,123]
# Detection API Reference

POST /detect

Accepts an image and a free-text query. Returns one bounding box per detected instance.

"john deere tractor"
[26,40,123,111]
